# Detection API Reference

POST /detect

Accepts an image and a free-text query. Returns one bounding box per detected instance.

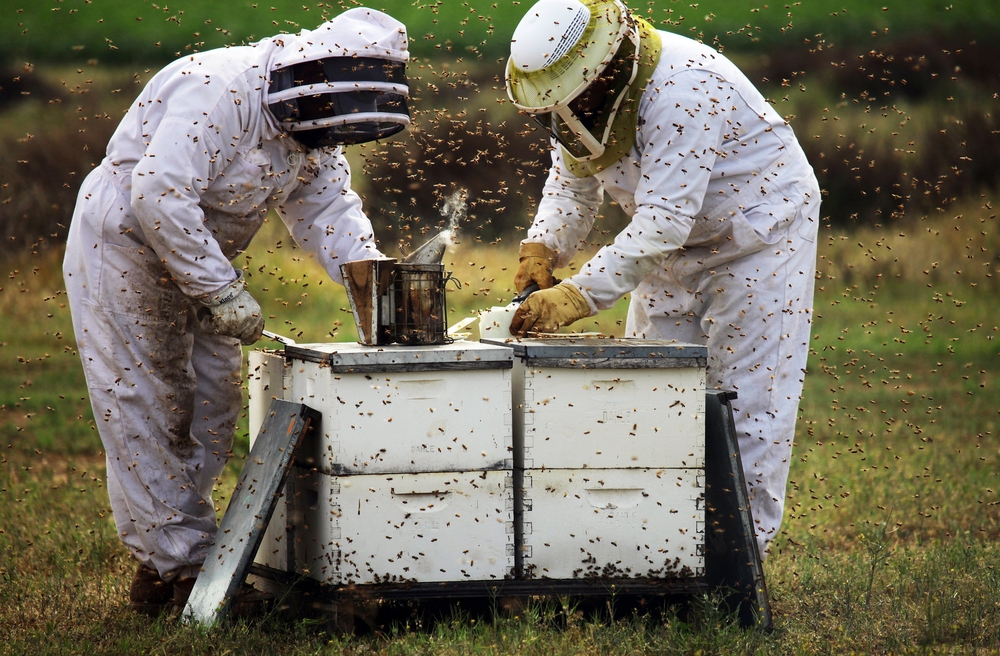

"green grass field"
[2,204,998,652]
[3,0,999,64]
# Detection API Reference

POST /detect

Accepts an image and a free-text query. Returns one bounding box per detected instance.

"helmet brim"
[506,1,626,112]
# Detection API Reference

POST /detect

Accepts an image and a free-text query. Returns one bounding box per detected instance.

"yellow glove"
[510,282,592,336]
[514,242,557,293]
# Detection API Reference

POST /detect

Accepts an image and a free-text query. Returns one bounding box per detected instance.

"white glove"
[197,273,264,345]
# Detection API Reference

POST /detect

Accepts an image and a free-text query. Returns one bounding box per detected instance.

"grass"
[2,201,999,653]
[3,0,999,64]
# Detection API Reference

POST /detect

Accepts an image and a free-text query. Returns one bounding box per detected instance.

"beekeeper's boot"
[172,576,273,620]
[128,564,173,616]
[229,581,275,620]
[171,576,197,617]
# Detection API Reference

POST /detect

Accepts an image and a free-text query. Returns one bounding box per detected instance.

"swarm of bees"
[1,0,997,640]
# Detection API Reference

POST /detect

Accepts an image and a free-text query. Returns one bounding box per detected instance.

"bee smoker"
[341,258,450,346]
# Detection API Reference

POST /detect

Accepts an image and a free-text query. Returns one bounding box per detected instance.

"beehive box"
[522,468,703,579]
[485,338,708,580]
[267,341,514,475]
[261,468,513,586]
[247,341,516,584]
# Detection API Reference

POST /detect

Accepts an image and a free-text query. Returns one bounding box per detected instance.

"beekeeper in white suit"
[63,8,410,615]
[506,0,820,559]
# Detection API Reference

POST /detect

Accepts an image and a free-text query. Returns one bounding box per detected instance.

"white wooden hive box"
[278,469,514,585]
[521,468,704,579]
[488,338,709,580]
[247,344,516,585]
[250,341,513,476]
[495,338,707,470]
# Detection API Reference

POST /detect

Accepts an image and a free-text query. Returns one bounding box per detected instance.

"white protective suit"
[63,9,404,581]
[523,30,820,557]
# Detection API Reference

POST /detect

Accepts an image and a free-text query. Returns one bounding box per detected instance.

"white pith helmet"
[506,0,640,160]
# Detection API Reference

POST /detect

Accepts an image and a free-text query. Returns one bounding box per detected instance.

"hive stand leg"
[181,399,321,625]
[704,390,773,630]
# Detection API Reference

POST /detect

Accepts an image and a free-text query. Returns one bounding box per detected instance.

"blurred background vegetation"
[2,0,1000,253]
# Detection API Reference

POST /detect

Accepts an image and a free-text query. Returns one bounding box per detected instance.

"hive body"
[248,338,707,587]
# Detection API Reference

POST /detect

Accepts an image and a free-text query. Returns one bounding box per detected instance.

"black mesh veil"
[268,57,409,147]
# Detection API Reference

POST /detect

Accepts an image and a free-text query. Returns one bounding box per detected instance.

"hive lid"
[284,339,513,372]
[481,337,707,367]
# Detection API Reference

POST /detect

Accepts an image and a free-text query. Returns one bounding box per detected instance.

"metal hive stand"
[704,390,773,630]
[181,400,320,625]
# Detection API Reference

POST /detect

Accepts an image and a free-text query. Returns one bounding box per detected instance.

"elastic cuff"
[178,564,203,581]
[160,564,203,583]
[518,241,555,262]
[202,270,244,306]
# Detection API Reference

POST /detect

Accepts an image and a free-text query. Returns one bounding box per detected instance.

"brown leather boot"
[129,564,173,616]
[171,576,198,617]
[172,577,273,620]
[230,581,274,620]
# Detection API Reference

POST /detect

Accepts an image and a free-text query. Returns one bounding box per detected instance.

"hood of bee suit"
[265,8,409,71]
[261,8,411,146]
